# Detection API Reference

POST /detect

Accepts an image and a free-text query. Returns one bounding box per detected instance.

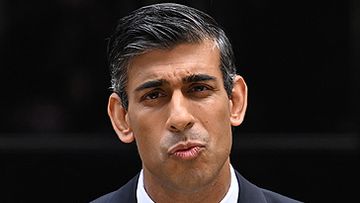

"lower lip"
[172,146,203,160]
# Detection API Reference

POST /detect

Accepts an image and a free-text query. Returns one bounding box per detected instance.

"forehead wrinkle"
[136,67,218,89]
[141,67,193,85]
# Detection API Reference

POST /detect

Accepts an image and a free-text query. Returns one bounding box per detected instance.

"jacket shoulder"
[261,188,302,203]
[235,170,302,203]
[90,174,139,203]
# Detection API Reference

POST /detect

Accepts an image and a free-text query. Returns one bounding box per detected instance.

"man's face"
[111,40,246,192]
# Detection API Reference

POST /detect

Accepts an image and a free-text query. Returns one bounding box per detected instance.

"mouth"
[168,141,205,160]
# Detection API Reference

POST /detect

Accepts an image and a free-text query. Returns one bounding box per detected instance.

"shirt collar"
[136,165,239,203]
[136,169,154,203]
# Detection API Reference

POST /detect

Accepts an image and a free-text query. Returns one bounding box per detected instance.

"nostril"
[169,121,194,132]
[185,122,194,129]
[169,125,180,133]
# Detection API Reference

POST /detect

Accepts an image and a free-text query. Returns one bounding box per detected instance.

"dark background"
[0,0,359,202]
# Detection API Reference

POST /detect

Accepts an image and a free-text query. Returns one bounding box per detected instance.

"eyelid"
[188,83,214,91]
[186,84,216,99]
[140,88,166,101]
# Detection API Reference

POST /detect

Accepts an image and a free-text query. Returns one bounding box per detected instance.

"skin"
[108,40,248,203]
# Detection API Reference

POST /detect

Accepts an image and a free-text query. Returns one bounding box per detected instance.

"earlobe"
[108,93,134,143]
[229,75,248,126]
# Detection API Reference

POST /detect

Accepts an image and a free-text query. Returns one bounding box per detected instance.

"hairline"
[121,38,223,97]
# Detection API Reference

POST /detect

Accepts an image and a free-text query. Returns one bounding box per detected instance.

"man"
[91,3,301,203]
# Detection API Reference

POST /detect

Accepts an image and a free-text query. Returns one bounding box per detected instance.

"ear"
[229,75,248,126]
[107,93,134,143]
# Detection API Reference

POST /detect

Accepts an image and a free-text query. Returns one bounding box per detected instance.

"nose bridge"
[171,89,186,111]
[166,89,194,132]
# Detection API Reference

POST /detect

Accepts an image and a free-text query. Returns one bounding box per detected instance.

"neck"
[143,159,232,203]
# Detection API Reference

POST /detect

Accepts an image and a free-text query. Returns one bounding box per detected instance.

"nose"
[166,90,195,133]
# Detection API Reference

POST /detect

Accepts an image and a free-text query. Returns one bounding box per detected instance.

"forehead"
[127,40,222,87]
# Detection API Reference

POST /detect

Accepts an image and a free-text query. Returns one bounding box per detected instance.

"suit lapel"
[235,170,267,203]
[111,173,139,203]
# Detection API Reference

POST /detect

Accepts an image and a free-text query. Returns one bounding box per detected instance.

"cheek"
[200,96,231,129]
[199,97,232,149]
[128,110,166,164]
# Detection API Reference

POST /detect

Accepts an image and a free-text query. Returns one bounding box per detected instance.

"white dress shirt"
[136,165,239,203]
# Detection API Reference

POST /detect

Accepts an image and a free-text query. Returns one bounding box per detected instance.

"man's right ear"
[107,93,134,143]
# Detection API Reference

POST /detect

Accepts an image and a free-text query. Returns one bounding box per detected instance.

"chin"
[168,164,217,191]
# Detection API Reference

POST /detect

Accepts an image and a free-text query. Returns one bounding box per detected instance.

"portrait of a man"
[91,3,301,203]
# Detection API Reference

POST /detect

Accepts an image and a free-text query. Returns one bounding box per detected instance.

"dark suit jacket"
[91,170,302,203]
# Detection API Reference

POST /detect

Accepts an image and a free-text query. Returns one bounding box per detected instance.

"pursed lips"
[168,141,206,160]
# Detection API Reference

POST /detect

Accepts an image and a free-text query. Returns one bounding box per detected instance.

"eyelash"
[141,84,214,102]
[188,84,211,93]
[142,89,166,101]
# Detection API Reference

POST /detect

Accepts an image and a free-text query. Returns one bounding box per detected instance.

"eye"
[189,84,211,93]
[142,90,166,100]
[190,85,209,92]
[188,84,213,98]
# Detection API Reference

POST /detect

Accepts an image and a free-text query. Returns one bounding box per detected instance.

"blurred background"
[0,0,358,202]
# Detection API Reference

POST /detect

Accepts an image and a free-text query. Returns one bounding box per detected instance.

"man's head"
[107,3,237,109]
[107,3,248,200]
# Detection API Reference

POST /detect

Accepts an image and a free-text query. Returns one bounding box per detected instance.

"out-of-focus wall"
[0,0,358,202]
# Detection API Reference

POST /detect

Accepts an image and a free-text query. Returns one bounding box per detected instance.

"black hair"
[107,3,236,109]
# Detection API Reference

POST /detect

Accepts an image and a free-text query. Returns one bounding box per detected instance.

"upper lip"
[168,141,205,155]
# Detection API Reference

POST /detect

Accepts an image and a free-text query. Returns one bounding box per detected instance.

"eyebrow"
[183,74,217,83]
[135,79,168,92]
[134,74,216,92]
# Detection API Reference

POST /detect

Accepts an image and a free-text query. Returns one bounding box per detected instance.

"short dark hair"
[107,3,237,109]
